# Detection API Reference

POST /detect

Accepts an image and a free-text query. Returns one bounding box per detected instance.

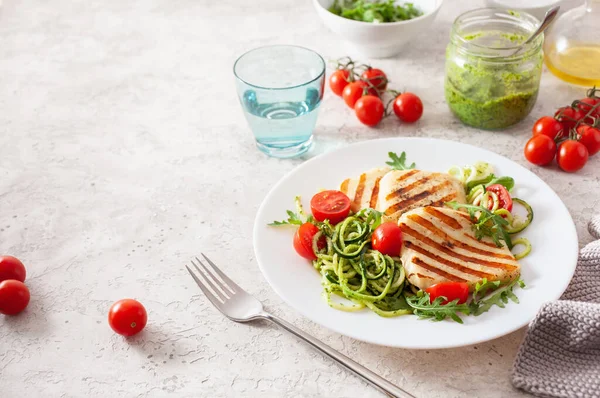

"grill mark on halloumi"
[385,178,423,201]
[405,241,496,279]
[426,193,462,209]
[353,173,367,208]
[412,257,468,282]
[424,207,462,229]
[463,233,503,249]
[384,181,452,216]
[401,226,518,271]
[369,177,382,209]
[407,214,515,260]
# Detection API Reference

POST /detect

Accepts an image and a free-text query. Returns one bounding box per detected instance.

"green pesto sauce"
[445,32,542,130]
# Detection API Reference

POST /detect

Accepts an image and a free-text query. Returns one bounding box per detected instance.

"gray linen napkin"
[512,215,600,398]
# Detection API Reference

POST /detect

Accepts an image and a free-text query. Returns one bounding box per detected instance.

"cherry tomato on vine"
[555,106,585,133]
[486,184,513,212]
[355,95,385,127]
[578,97,600,118]
[342,81,377,109]
[371,222,403,256]
[0,280,30,315]
[524,135,557,166]
[425,282,469,305]
[0,255,26,283]
[557,140,589,172]
[108,299,148,336]
[532,116,563,139]
[392,92,423,123]
[360,68,387,91]
[329,69,350,96]
[293,223,324,261]
[577,125,600,156]
[310,190,351,225]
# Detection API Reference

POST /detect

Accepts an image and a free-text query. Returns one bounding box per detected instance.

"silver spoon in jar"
[508,6,560,57]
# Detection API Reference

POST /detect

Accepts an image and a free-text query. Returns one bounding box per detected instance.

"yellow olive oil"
[545,44,600,86]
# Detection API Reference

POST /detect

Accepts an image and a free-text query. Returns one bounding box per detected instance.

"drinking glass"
[234,45,326,158]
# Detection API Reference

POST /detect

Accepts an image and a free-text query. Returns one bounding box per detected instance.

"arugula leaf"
[446,201,513,249]
[405,293,471,324]
[268,210,304,226]
[469,278,525,316]
[386,151,416,170]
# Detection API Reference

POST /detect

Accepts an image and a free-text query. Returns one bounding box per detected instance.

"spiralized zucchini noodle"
[448,163,534,259]
[313,209,412,317]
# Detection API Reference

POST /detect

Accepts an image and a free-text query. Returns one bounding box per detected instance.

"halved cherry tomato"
[342,81,377,109]
[557,140,589,172]
[524,135,557,166]
[293,222,324,261]
[0,280,30,315]
[392,92,423,123]
[108,299,147,336]
[532,116,563,139]
[310,190,351,225]
[425,282,469,305]
[360,68,387,91]
[0,255,26,283]
[355,95,384,127]
[329,69,350,96]
[486,184,513,212]
[577,125,600,156]
[371,222,403,257]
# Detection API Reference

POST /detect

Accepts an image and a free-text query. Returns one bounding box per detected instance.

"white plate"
[253,138,578,349]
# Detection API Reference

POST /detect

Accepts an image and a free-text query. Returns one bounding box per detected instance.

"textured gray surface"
[512,216,600,398]
[0,0,598,397]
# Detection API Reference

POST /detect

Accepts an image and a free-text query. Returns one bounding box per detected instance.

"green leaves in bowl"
[328,0,423,23]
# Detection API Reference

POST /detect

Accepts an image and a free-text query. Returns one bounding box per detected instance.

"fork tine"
[190,258,231,301]
[200,253,237,294]
[185,265,228,308]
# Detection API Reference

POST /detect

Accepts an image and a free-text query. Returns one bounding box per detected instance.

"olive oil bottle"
[544,0,600,86]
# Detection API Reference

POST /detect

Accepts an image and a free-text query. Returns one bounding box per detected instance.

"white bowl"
[484,0,562,22]
[313,0,444,58]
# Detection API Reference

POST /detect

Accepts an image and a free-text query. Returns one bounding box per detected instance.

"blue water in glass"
[234,45,325,158]
[241,88,321,152]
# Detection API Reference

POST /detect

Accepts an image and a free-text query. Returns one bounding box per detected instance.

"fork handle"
[262,312,416,398]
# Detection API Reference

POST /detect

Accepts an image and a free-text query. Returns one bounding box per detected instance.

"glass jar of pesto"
[445,9,543,130]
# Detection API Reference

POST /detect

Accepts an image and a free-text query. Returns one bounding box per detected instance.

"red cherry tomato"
[310,190,351,225]
[555,106,585,133]
[371,222,403,257]
[425,282,469,305]
[329,69,350,96]
[108,299,148,336]
[532,116,563,139]
[486,184,513,212]
[0,256,26,283]
[360,68,387,91]
[355,95,385,127]
[293,223,324,261]
[557,140,589,172]
[524,135,557,166]
[342,81,377,109]
[392,92,423,123]
[577,97,600,118]
[577,125,600,156]
[0,280,30,315]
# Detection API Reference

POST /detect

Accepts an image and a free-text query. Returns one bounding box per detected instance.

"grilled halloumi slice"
[339,167,390,212]
[378,170,466,223]
[398,206,520,290]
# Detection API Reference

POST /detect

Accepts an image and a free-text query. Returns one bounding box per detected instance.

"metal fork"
[186,254,416,398]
